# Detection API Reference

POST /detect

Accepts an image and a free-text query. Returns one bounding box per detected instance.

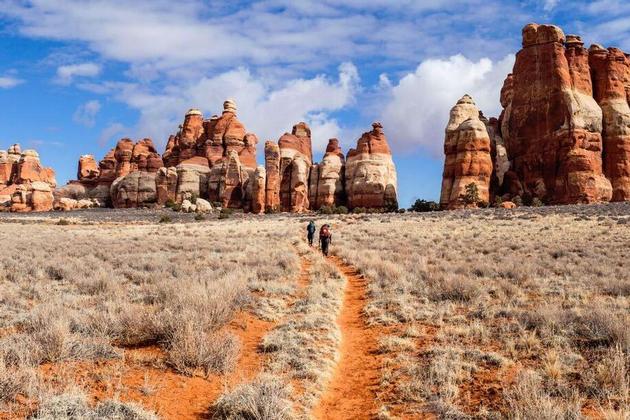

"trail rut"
[313,255,382,420]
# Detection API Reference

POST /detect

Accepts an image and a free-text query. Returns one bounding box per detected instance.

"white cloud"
[98,122,126,147]
[56,62,101,84]
[543,0,558,11]
[73,100,101,127]
[380,54,515,156]
[113,62,360,157]
[0,76,24,89]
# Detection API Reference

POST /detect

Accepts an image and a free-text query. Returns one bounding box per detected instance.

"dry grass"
[0,218,301,416]
[332,209,630,418]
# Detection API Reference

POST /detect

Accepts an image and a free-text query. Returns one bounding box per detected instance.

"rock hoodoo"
[345,122,398,210]
[309,138,345,210]
[0,144,56,212]
[440,95,493,209]
[442,23,630,207]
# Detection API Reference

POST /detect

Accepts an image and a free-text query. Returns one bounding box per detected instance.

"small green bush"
[494,196,503,208]
[335,205,349,214]
[398,208,406,214]
[463,183,480,206]
[409,199,439,212]
[56,219,70,226]
[165,199,176,208]
[194,213,205,221]
[513,196,523,207]
[159,215,172,224]
[531,197,544,207]
[352,207,367,214]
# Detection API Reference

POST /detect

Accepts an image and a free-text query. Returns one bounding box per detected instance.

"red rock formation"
[251,165,266,214]
[499,24,612,204]
[131,139,163,173]
[110,172,157,208]
[156,167,178,205]
[278,122,313,212]
[78,155,100,183]
[176,156,211,202]
[589,45,630,201]
[440,95,493,209]
[264,141,281,212]
[309,138,345,209]
[345,123,398,209]
[114,138,134,178]
[0,145,56,212]
[208,151,245,208]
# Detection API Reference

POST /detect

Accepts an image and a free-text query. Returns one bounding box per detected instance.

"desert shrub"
[318,206,334,215]
[352,207,367,214]
[584,345,629,401]
[506,370,582,420]
[397,208,406,214]
[189,193,198,204]
[33,391,158,419]
[56,219,70,226]
[531,197,544,207]
[194,213,205,221]
[463,183,480,206]
[494,196,503,207]
[570,309,628,348]
[213,375,294,420]
[335,205,349,214]
[429,276,482,303]
[0,357,34,405]
[219,208,234,219]
[409,199,439,212]
[512,196,523,207]
[167,326,240,376]
[164,199,176,208]
[159,215,172,224]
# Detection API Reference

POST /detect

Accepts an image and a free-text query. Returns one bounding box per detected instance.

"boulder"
[500,201,517,209]
[14,150,56,187]
[54,197,78,211]
[181,199,196,213]
[110,171,157,208]
[440,95,493,209]
[195,198,212,213]
[345,122,398,210]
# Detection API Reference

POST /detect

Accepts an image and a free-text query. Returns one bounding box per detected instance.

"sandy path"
[313,255,382,420]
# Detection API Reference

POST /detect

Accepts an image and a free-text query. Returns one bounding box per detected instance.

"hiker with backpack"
[319,224,332,256]
[307,221,316,246]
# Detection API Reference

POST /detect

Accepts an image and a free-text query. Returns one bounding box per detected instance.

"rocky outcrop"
[278,122,313,212]
[440,96,493,209]
[131,139,163,173]
[251,166,266,214]
[309,139,345,209]
[442,23,630,208]
[0,145,56,212]
[176,156,211,202]
[264,141,281,212]
[498,24,613,204]
[589,45,630,201]
[156,166,178,205]
[345,123,398,209]
[78,155,100,184]
[110,171,157,208]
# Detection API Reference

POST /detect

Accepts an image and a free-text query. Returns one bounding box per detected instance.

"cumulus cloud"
[380,54,515,156]
[0,76,24,89]
[56,63,101,85]
[113,62,360,156]
[73,100,101,127]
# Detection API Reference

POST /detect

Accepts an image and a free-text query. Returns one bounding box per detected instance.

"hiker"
[307,220,316,246]
[319,224,332,256]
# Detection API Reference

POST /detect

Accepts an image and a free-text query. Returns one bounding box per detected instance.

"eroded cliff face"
[444,23,630,208]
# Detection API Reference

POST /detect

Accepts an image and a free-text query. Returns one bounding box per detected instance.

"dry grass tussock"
[333,210,629,418]
[0,218,301,416]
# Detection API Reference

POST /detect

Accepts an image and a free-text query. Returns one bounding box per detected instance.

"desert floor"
[0,203,628,419]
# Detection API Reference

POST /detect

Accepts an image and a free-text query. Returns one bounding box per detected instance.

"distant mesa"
[51,99,398,213]
[441,23,630,208]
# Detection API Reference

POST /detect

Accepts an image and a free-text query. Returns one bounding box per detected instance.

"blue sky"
[1,0,629,207]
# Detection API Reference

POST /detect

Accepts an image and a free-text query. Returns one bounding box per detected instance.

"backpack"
[320,225,331,238]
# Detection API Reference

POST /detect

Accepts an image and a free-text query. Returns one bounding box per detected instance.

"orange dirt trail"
[313,255,382,420]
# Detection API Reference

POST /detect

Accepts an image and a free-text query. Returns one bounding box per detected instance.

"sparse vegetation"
[409,199,439,212]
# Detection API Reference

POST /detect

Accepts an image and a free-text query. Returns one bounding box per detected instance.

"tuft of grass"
[213,375,294,420]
